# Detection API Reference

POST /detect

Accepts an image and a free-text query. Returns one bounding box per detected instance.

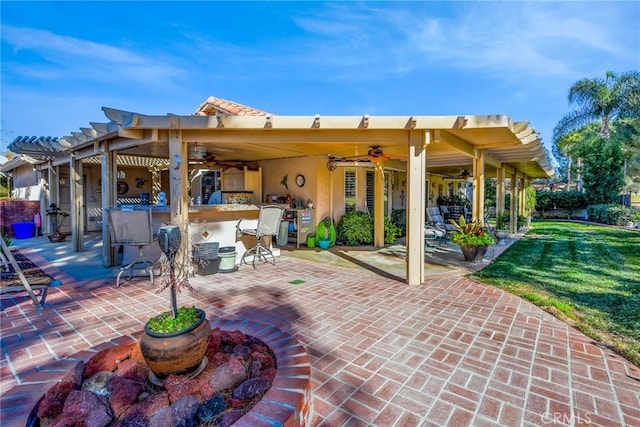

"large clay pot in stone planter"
[460,244,489,262]
[139,308,211,380]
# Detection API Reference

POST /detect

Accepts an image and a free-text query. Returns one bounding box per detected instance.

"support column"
[519,177,526,217]
[168,118,188,229]
[373,162,385,247]
[496,166,506,216]
[472,150,485,223]
[46,164,58,235]
[70,155,84,251]
[510,170,518,234]
[102,147,117,267]
[151,167,161,204]
[406,130,428,286]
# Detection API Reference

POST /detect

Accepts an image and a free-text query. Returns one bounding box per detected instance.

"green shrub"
[383,215,400,244]
[337,211,373,245]
[391,209,406,237]
[535,191,588,215]
[587,204,637,225]
[336,211,399,246]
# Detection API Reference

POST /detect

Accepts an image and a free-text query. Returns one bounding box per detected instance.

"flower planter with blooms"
[448,216,495,262]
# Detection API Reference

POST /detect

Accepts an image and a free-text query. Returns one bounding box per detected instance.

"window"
[344,170,356,213]
[365,170,390,215]
[365,170,374,214]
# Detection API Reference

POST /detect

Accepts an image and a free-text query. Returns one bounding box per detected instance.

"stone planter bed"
[24,319,311,427]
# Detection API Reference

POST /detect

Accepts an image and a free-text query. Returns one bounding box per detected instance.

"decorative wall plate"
[296,174,305,187]
[117,181,129,195]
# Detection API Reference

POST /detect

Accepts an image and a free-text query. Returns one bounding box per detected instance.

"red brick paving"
[1,248,639,426]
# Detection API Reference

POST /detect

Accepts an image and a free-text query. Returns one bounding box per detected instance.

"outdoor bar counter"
[118,204,263,267]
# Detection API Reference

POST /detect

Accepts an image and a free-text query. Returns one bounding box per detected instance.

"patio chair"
[426,207,456,239]
[107,208,156,287]
[483,206,496,233]
[425,225,446,250]
[1,238,60,310]
[236,205,284,268]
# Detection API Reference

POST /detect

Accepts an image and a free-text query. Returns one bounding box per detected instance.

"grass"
[472,220,640,366]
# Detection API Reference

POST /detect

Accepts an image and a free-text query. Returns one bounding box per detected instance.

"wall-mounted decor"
[135,177,148,188]
[117,181,129,195]
[296,174,305,187]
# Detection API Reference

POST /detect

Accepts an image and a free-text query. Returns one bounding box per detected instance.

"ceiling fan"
[341,146,404,163]
[449,168,472,179]
[200,152,242,168]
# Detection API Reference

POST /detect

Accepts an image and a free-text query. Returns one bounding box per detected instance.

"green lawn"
[473,221,640,366]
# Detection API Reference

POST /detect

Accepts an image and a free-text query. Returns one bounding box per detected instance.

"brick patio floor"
[1,237,639,426]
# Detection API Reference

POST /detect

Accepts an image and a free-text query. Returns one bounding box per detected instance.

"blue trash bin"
[12,222,36,239]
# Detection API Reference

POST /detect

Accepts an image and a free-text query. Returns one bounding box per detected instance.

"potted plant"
[138,224,211,381]
[449,216,495,262]
[494,212,510,241]
[316,216,335,249]
[45,203,69,243]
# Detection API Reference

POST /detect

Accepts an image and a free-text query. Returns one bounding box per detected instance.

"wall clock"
[296,174,305,187]
[117,181,129,195]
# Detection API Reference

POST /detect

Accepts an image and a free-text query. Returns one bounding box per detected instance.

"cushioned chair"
[425,225,447,250]
[236,205,284,268]
[107,208,156,287]
[426,207,456,240]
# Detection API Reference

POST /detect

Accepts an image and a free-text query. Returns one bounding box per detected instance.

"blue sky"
[1,1,639,157]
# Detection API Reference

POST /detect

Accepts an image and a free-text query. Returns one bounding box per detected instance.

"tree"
[580,138,625,205]
[553,70,640,142]
[553,122,600,191]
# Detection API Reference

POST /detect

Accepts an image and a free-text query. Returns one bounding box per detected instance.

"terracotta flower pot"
[139,308,210,379]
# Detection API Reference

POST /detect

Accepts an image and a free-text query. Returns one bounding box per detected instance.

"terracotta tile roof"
[194,96,271,117]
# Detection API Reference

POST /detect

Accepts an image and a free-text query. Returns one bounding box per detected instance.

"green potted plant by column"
[449,216,495,262]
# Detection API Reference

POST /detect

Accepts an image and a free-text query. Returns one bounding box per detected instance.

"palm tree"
[553,70,640,142]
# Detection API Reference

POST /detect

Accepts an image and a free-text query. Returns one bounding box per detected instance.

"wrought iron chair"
[236,205,284,268]
[107,208,156,287]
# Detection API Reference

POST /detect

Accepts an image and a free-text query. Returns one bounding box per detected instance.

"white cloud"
[288,2,639,81]
[1,25,185,86]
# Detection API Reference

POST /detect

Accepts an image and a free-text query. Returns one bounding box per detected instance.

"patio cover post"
[472,150,485,224]
[406,130,427,286]
[373,162,385,247]
[168,122,188,231]
[496,166,506,216]
[101,148,118,267]
[46,164,57,235]
[510,170,518,234]
[519,177,527,217]
[70,155,84,252]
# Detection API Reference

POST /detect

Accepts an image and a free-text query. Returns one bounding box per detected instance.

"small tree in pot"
[139,224,211,382]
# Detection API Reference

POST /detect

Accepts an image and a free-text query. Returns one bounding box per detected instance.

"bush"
[391,209,406,237]
[535,191,588,215]
[337,211,373,245]
[336,211,399,246]
[587,204,637,225]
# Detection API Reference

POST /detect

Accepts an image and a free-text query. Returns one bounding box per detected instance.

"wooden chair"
[1,238,60,310]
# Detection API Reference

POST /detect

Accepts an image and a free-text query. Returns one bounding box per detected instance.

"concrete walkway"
[1,234,639,426]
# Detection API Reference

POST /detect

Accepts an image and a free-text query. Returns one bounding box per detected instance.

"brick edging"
[1,318,312,427]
